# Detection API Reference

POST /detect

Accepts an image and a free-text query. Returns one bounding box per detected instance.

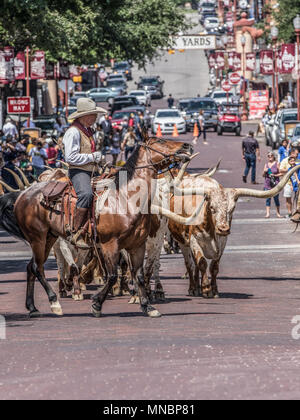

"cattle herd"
[0,137,298,319]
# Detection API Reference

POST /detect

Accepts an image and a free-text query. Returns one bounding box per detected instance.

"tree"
[0,0,189,65]
[271,0,300,42]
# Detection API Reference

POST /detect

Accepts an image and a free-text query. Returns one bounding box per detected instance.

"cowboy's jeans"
[69,169,93,209]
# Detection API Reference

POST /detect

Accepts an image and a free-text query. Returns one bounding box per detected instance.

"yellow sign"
[73,76,82,83]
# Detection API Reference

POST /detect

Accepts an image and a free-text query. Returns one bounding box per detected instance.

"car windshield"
[107,80,125,87]
[113,63,128,69]
[294,127,300,136]
[156,111,180,118]
[214,92,232,98]
[188,101,217,111]
[112,111,132,119]
[282,114,298,123]
[207,18,218,22]
[179,101,190,110]
[34,121,55,130]
[141,78,159,85]
[202,3,215,7]
[131,92,144,96]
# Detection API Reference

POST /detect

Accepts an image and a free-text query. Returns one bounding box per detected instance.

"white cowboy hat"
[69,98,107,120]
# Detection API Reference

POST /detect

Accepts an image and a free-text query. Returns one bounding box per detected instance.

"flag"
[215,52,225,70]
[208,53,216,68]
[246,52,256,71]
[14,51,25,80]
[259,50,274,75]
[280,44,295,74]
[0,47,15,84]
[31,50,45,79]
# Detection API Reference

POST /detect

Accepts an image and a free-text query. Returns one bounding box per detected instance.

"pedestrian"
[101,113,112,154]
[263,151,282,218]
[193,110,207,145]
[242,131,261,184]
[1,152,20,191]
[29,140,48,178]
[46,139,58,168]
[279,148,299,218]
[111,126,122,166]
[287,91,294,108]
[277,139,290,163]
[3,118,18,140]
[167,94,174,108]
[121,127,137,160]
[26,137,37,155]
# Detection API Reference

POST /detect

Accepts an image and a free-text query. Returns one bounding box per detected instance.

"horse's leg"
[26,258,40,316]
[129,245,161,318]
[30,235,63,316]
[91,241,119,317]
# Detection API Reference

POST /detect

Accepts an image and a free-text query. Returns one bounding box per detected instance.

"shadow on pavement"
[0,259,57,276]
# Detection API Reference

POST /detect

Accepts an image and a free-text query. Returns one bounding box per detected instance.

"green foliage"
[0,0,189,65]
[272,0,300,42]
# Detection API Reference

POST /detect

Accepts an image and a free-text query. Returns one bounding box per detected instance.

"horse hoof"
[79,283,87,291]
[128,296,140,304]
[91,305,102,318]
[50,301,63,316]
[146,306,161,318]
[122,290,131,296]
[214,294,220,299]
[72,293,84,301]
[202,290,214,299]
[29,310,41,318]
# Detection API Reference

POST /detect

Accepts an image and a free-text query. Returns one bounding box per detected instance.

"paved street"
[1,122,300,400]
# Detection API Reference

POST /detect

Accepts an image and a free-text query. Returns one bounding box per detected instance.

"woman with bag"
[263,151,282,218]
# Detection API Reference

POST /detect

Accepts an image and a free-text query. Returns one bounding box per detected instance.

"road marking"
[233,218,289,224]
[225,244,300,254]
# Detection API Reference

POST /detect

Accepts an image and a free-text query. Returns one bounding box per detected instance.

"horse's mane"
[115,145,141,190]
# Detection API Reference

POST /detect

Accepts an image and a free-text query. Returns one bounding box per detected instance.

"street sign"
[229,72,241,85]
[7,96,31,114]
[170,35,216,50]
[221,81,231,92]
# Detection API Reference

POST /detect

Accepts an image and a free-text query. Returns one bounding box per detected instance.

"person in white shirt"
[3,118,18,140]
[62,98,106,248]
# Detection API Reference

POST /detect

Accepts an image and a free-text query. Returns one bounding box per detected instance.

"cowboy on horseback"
[63,98,106,248]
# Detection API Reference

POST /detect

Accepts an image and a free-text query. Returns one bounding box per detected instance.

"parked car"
[204,16,219,31]
[129,90,151,106]
[152,109,186,135]
[136,76,164,99]
[73,91,89,99]
[210,90,234,105]
[217,103,241,136]
[270,108,298,149]
[112,61,132,80]
[110,95,139,114]
[185,98,218,131]
[111,109,140,128]
[87,87,120,102]
[106,79,127,96]
[106,74,127,83]
[290,123,300,144]
[32,115,58,136]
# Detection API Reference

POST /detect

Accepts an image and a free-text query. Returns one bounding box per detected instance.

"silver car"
[270,108,298,149]
[152,109,186,135]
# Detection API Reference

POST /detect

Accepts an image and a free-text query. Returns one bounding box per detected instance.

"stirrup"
[69,229,92,249]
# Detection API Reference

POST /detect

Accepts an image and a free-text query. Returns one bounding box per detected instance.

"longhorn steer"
[145,166,300,299]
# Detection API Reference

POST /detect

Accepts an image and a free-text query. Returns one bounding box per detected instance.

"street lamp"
[270,26,279,109]
[293,14,300,120]
[240,35,247,120]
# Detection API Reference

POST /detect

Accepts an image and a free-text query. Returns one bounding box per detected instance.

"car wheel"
[217,126,223,136]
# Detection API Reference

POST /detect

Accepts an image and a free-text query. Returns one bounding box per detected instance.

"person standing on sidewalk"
[263,151,282,218]
[242,131,260,184]
[193,110,207,145]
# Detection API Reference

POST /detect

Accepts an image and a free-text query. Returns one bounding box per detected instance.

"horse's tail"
[0,192,27,241]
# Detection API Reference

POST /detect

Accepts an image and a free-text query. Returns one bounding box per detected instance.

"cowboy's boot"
[69,208,91,249]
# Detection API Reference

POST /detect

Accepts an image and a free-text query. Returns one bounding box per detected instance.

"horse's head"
[143,137,193,172]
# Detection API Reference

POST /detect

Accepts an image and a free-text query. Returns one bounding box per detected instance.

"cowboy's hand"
[92,152,102,163]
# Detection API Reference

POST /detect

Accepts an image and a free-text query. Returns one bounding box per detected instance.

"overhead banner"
[14,51,25,80]
[260,50,274,75]
[31,50,45,79]
[249,90,269,120]
[170,35,216,50]
[281,44,295,74]
[0,47,15,84]
[276,48,282,73]
[246,52,256,71]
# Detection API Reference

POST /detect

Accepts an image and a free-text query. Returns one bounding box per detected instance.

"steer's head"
[205,186,237,236]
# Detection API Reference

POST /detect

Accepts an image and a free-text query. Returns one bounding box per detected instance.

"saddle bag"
[41,181,69,206]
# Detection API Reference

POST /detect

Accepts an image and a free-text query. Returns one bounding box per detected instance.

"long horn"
[173,153,200,186]
[203,158,221,177]
[2,168,25,190]
[234,165,300,199]
[44,165,55,171]
[151,194,207,225]
[0,180,20,192]
[14,166,31,187]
